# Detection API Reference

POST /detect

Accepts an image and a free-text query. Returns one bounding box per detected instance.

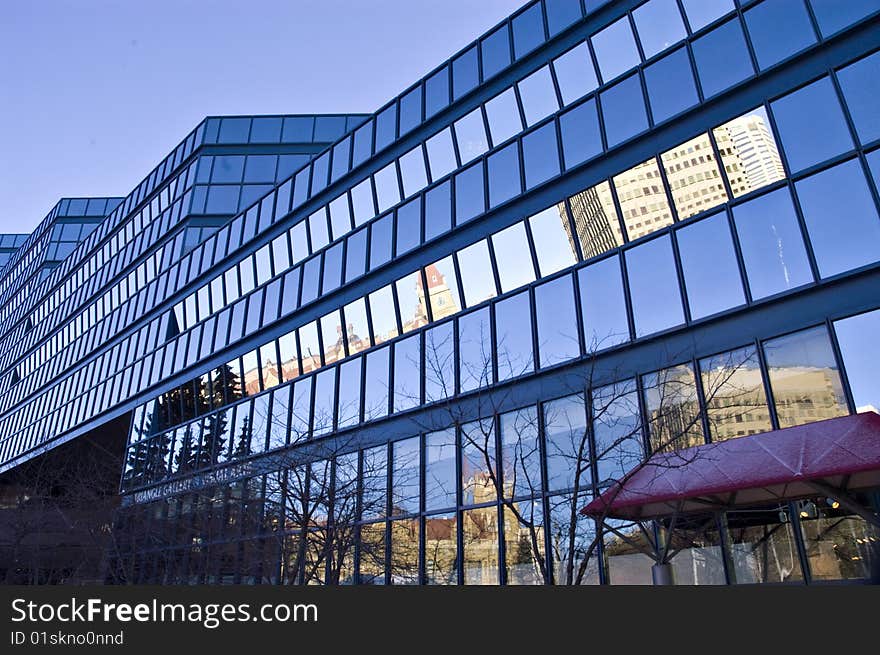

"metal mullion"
[754,336,781,431]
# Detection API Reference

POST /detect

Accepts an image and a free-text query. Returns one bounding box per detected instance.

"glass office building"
[1,0,879,585]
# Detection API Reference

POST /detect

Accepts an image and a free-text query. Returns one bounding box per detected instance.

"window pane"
[518,66,560,127]
[461,419,496,506]
[399,146,427,199]
[535,276,580,367]
[713,108,785,197]
[726,504,804,584]
[337,358,362,429]
[700,346,771,441]
[500,406,542,501]
[399,86,422,135]
[364,346,390,420]
[677,211,745,319]
[553,43,598,105]
[426,128,457,181]
[692,19,754,98]
[425,429,457,511]
[351,178,375,226]
[322,242,343,294]
[614,157,673,241]
[491,222,536,293]
[482,25,511,79]
[396,270,428,333]
[487,143,522,207]
[601,74,648,147]
[457,240,497,307]
[392,437,420,516]
[528,205,577,276]
[809,0,879,37]
[344,298,371,355]
[592,380,644,486]
[459,307,492,393]
[393,334,421,412]
[320,309,344,364]
[369,285,398,345]
[633,0,687,59]
[485,88,523,147]
[426,67,450,118]
[834,309,880,413]
[523,122,561,189]
[745,0,816,70]
[763,326,848,428]
[425,322,455,402]
[771,77,853,173]
[545,0,581,36]
[424,256,462,321]
[643,363,704,452]
[732,187,812,299]
[453,46,479,100]
[795,159,880,277]
[645,47,699,124]
[369,213,393,269]
[567,180,622,258]
[463,508,499,585]
[361,446,387,521]
[374,162,401,213]
[559,98,603,170]
[309,208,329,250]
[455,162,485,224]
[837,51,880,145]
[425,513,458,585]
[512,2,544,58]
[396,197,421,255]
[591,16,640,83]
[425,181,452,241]
[290,377,312,443]
[345,227,367,283]
[680,0,733,32]
[578,255,629,350]
[454,107,489,165]
[495,291,534,381]
[661,133,728,220]
[625,235,684,337]
[543,394,588,493]
[299,321,321,374]
[375,104,396,152]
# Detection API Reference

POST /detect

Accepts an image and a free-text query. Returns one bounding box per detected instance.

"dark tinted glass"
[481,25,512,79]
[512,3,545,58]
[745,0,816,70]
[488,143,522,208]
[626,235,685,336]
[523,122,561,189]
[425,67,450,118]
[453,46,479,100]
[601,74,648,147]
[692,19,754,98]
[559,99,602,169]
[455,163,485,224]
[578,255,629,350]
[545,0,581,36]
[809,0,879,37]
[645,47,698,124]
[399,86,422,135]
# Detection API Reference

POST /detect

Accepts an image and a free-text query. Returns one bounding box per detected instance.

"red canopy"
[582,412,880,521]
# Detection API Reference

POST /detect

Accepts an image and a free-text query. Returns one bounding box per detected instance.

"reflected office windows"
[322,243,343,294]
[591,15,640,83]
[424,322,455,403]
[625,235,685,337]
[517,66,559,127]
[763,326,848,428]
[732,187,813,300]
[396,271,428,333]
[601,74,648,148]
[633,0,687,59]
[834,309,880,413]
[691,18,754,99]
[453,46,479,100]
[837,52,880,145]
[364,346,390,421]
[676,211,745,320]
[794,159,880,278]
[512,1,544,59]
[343,298,371,355]
[481,24,511,80]
[559,98,603,170]
[485,88,523,147]
[644,47,699,125]
[456,240,497,308]
[744,0,817,71]
[528,205,577,276]
[680,0,733,32]
[552,43,598,106]
[309,208,330,251]
[661,133,728,221]
[393,334,421,412]
[613,158,673,241]
[345,227,367,284]
[426,66,450,119]
[535,275,580,368]
[578,255,630,350]
[267,387,290,451]
[277,330,299,382]
[369,284,399,345]
[699,346,771,441]
[770,77,854,173]
[328,194,352,241]
[642,363,704,452]
[454,108,489,165]
[495,291,534,381]
[567,180,622,258]
[459,307,492,393]
[491,222,536,293]
[424,256,462,321]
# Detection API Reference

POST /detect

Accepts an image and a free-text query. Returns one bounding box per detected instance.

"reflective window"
[361,445,387,517]
[543,394,588,493]
[396,271,428,333]
[313,368,336,436]
[545,0,580,36]
[453,46,479,100]
[601,74,648,147]
[243,155,276,183]
[500,406,542,503]
[732,188,813,299]
[837,52,880,145]
[809,0,879,37]
[559,98,602,170]
[643,363,704,452]
[290,378,312,443]
[625,235,684,337]
[396,197,421,255]
[461,419,496,506]
[212,155,245,182]
[513,1,544,57]
[692,19,754,98]
[462,507,499,585]
[529,206,577,276]
[495,291,534,380]
[300,256,320,305]
[578,255,629,350]
[337,358,362,429]
[205,186,239,214]
[393,334,421,412]
[352,121,373,168]
[771,77,853,173]
[868,150,880,190]
[425,66,450,119]
[364,346,390,420]
[268,387,290,450]
[399,146,427,198]
[454,108,489,165]
[727,504,804,584]
[374,162,401,213]
[455,162,485,224]
[425,181,452,241]
[795,159,880,277]
[343,298,370,355]
[370,285,399,344]
[481,25,511,80]
[425,257,462,320]
[459,307,492,392]
[278,330,299,381]
[645,47,699,124]
[614,157,672,240]
[518,66,560,127]
[535,275,580,367]
[457,240,497,307]
[763,326,848,428]
[523,122,561,190]
[250,393,270,453]
[485,88,523,147]
[700,346,771,441]
[426,128,457,181]
[680,0,733,32]
[568,180,622,258]
[592,380,643,486]
[309,208,329,250]
[322,243,343,294]
[399,86,422,135]
[291,221,309,262]
[375,104,397,152]
[552,43,598,105]
[369,213,393,270]
[424,322,455,402]
[487,143,522,208]
[591,16,640,83]
[331,138,351,183]
[491,222,536,293]
[328,194,351,241]
[425,513,457,585]
[320,309,345,365]
[633,0,687,59]
[745,0,816,70]
[299,321,321,373]
[713,108,785,198]
[345,227,367,283]
[834,309,880,413]
[351,178,375,227]
[392,437,421,516]
[425,429,456,510]
[677,211,745,319]
[661,133,728,220]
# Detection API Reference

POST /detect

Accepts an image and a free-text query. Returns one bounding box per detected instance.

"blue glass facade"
[1,0,879,585]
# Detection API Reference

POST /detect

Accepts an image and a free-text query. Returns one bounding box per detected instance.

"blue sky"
[0,0,523,233]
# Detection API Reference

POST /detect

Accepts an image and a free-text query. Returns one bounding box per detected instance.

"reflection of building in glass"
[421,263,457,320]
[714,113,786,196]
[561,182,621,259]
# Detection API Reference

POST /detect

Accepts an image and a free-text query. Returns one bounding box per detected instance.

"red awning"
[582,412,880,521]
